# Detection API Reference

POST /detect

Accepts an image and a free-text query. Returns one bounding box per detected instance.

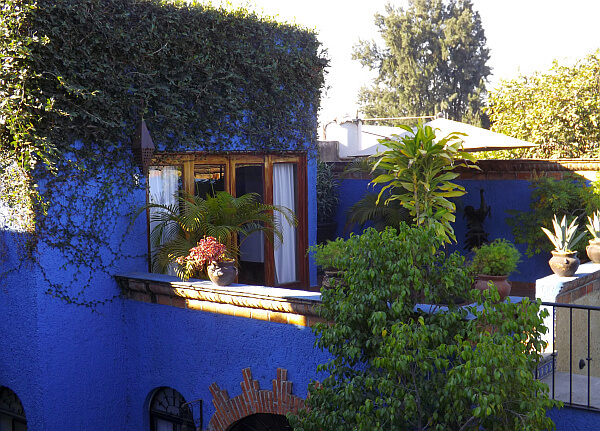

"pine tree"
[353,0,490,125]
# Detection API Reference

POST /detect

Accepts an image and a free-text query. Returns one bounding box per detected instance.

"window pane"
[149,166,182,205]
[148,166,182,275]
[0,416,12,431]
[194,164,225,199]
[236,165,265,284]
[273,163,298,284]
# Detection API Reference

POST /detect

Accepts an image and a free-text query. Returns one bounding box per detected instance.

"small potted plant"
[586,211,600,263]
[541,215,586,277]
[469,238,521,301]
[310,238,346,288]
[176,236,237,285]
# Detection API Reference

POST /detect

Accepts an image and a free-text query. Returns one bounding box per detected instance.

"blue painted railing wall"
[333,177,553,283]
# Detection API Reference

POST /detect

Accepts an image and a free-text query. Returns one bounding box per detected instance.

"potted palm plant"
[136,191,296,282]
[542,215,586,277]
[586,211,600,263]
[469,238,521,301]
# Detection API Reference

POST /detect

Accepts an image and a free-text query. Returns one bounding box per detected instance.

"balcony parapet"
[115,272,325,327]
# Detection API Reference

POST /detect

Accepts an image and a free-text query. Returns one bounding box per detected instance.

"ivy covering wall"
[0,0,325,306]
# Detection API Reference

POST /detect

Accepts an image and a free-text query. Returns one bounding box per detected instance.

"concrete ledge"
[536,262,600,303]
[114,272,325,327]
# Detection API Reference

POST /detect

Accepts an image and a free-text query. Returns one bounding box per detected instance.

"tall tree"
[353,0,490,125]
[488,51,600,159]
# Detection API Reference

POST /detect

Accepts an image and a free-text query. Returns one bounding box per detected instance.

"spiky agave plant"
[136,191,296,278]
[541,215,586,253]
[586,211,600,243]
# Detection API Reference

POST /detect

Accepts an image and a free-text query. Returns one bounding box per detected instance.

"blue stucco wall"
[0,144,320,429]
[123,300,328,429]
[548,407,600,430]
[334,177,554,283]
[3,173,600,429]
[1,199,326,431]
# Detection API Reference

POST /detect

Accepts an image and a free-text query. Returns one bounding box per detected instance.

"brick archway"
[208,368,305,431]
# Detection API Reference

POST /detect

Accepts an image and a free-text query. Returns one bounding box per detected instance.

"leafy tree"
[290,225,559,431]
[371,124,477,243]
[353,0,490,125]
[488,51,600,158]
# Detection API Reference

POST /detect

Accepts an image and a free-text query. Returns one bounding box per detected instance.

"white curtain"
[148,166,180,275]
[273,163,297,284]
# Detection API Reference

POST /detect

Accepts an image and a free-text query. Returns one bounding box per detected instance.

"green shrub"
[309,238,345,270]
[316,160,340,224]
[470,238,522,276]
[507,174,600,257]
[291,225,559,431]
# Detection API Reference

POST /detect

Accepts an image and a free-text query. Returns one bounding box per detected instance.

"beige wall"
[556,291,600,377]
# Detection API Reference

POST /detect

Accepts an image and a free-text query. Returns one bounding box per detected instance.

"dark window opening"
[0,387,27,431]
[149,387,196,431]
[227,413,292,431]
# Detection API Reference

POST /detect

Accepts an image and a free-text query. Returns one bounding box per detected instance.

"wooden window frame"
[148,152,309,289]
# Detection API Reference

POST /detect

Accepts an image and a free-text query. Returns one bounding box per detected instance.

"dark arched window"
[149,387,195,431]
[227,413,292,431]
[0,387,27,431]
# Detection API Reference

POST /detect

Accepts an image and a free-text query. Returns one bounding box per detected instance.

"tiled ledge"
[114,272,325,327]
[535,262,600,304]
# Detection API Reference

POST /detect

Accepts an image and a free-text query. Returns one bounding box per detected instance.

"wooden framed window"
[147,152,309,289]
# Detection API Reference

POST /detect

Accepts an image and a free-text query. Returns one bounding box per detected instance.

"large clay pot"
[586,241,600,264]
[473,274,511,301]
[207,260,238,286]
[549,251,580,277]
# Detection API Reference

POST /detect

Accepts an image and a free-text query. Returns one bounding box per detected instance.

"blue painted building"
[2,1,600,430]
[1,0,325,429]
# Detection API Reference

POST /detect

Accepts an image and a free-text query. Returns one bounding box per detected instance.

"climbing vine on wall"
[0,0,325,307]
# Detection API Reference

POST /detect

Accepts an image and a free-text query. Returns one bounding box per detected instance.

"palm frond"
[136,190,298,277]
[345,192,412,233]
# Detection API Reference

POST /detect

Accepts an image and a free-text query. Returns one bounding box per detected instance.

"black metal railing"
[538,301,600,411]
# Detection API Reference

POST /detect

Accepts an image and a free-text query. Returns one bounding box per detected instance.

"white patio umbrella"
[423,118,537,152]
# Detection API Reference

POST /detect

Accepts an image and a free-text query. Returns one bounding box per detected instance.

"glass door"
[236,164,266,285]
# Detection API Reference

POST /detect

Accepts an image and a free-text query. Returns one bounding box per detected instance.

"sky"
[209,0,600,128]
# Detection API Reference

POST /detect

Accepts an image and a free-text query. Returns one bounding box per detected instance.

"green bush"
[309,238,345,270]
[507,174,600,257]
[291,225,559,431]
[470,239,522,276]
[316,160,339,224]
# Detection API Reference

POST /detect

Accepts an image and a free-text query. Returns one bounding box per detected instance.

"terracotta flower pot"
[549,251,579,277]
[586,241,600,264]
[207,260,238,286]
[473,274,511,301]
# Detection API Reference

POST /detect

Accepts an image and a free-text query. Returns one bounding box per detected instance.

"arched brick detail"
[208,368,305,431]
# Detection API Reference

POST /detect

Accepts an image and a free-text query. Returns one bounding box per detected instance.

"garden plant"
[371,123,478,243]
[136,191,296,277]
[291,225,560,431]
[507,174,600,258]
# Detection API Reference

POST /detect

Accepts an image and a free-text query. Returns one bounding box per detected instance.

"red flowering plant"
[175,236,231,281]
